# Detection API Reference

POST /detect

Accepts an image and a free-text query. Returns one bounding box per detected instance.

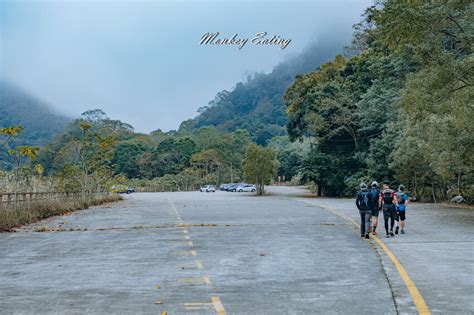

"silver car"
[200,185,216,192]
[236,184,256,192]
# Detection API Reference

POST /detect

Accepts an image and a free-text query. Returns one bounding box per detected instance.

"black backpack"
[382,189,394,204]
[359,191,371,209]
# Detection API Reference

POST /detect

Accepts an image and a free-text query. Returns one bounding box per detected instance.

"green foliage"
[242,144,277,195]
[284,1,473,201]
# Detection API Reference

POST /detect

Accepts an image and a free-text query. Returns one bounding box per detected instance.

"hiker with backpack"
[355,183,372,239]
[369,181,381,235]
[379,180,399,238]
[395,184,409,234]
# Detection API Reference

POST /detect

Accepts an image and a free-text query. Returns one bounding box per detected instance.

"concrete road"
[0,187,472,314]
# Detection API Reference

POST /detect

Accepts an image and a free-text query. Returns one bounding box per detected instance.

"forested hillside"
[0,81,70,168]
[182,38,345,145]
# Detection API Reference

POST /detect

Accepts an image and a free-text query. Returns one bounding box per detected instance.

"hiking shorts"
[371,208,380,217]
[396,211,406,221]
[383,204,396,220]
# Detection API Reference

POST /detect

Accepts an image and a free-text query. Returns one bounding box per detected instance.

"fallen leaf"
[155,284,161,289]
[155,300,163,305]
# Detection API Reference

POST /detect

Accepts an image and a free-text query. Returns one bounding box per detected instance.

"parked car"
[200,185,216,192]
[219,184,229,191]
[227,183,240,192]
[237,184,256,192]
[111,185,135,194]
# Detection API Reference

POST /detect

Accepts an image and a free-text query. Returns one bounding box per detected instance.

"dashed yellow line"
[168,198,225,315]
[309,203,431,315]
[212,296,226,315]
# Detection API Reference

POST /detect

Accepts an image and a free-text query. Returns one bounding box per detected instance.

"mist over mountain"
[181,37,346,144]
[0,81,70,148]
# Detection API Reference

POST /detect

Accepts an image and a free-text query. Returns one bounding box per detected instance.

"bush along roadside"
[0,194,122,232]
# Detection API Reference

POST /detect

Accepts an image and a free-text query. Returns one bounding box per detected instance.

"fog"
[0,0,371,132]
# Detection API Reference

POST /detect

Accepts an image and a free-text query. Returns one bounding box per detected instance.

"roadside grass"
[0,194,122,232]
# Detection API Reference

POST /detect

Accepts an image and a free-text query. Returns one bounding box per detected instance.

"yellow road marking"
[184,302,214,311]
[169,199,225,315]
[184,298,226,314]
[312,203,431,315]
[212,296,226,315]
[372,236,431,314]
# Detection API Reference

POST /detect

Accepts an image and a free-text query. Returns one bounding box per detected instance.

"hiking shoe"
[365,234,370,239]
[390,232,395,237]
[372,230,378,235]
[395,226,399,235]
[401,230,405,234]
[386,234,390,238]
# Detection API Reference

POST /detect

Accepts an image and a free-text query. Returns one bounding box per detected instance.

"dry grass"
[0,194,122,232]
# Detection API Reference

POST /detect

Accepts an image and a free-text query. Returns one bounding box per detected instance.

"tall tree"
[242,144,277,195]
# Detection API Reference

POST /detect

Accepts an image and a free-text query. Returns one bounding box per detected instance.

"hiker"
[395,184,409,234]
[379,180,398,238]
[356,183,372,239]
[369,181,381,235]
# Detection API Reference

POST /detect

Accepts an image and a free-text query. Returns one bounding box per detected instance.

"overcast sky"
[0,0,371,133]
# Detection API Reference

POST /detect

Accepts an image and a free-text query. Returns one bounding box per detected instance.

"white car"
[200,185,216,192]
[237,184,256,192]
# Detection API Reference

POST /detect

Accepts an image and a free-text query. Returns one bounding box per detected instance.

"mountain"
[182,37,347,145]
[0,81,70,167]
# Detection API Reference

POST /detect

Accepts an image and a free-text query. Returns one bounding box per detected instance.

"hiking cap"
[360,183,367,190]
[371,181,378,188]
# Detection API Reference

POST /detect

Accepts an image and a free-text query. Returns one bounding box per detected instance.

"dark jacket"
[356,190,372,211]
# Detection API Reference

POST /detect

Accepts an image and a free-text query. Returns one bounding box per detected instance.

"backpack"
[369,188,379,208]
[382,189,394,204]
[395,191,406,205]
[359,191,371,209]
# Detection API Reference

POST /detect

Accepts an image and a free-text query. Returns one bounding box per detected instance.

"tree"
[0,126,24,151]
[191,149,221,179]
[242,144,277,195]
[7,145,40,193]
[112,142,146,178]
